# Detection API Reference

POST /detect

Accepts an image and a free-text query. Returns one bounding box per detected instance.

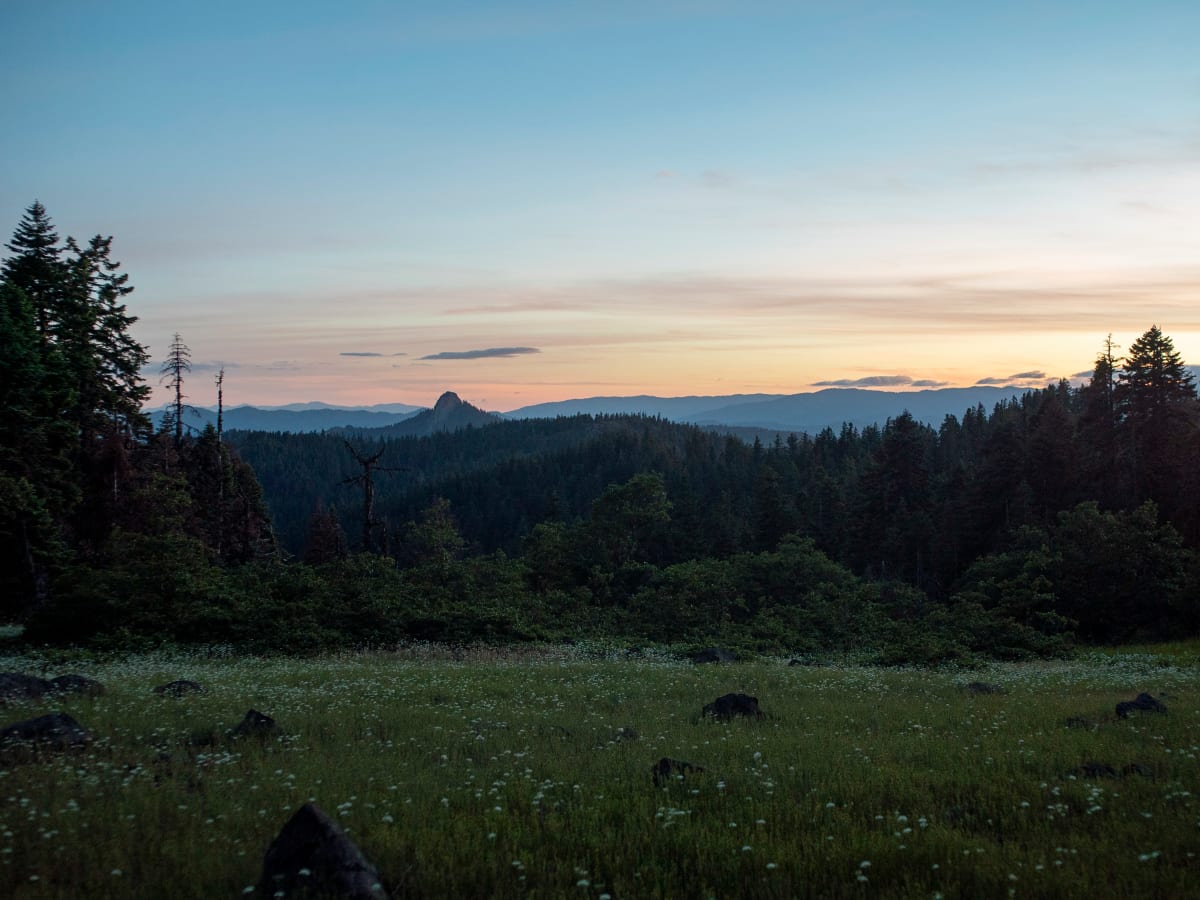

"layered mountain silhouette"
[503,386,1036,434]
[155,404,423,433]
[159,385,1060,436]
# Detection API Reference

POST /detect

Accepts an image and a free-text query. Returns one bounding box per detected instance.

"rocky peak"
[432,391,462,414]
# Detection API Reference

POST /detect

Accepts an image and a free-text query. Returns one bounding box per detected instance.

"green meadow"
[0,644,1197,899]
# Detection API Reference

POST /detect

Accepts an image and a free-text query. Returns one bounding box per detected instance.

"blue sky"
[3,1,1198,409]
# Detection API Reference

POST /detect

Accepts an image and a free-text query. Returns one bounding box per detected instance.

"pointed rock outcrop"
[259,803,388,899]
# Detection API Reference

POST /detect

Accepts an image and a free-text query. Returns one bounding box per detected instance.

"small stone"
[153,680,204,697]
[651,757,705,787]
[1115,692,1166,719]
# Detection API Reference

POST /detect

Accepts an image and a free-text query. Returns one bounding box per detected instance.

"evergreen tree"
[1116,325,1199,518]
[2,201,64,340]
[1078,335,1123,506]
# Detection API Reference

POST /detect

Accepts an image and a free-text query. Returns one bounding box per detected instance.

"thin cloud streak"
[811,375,915,388]
[419,347,541,360]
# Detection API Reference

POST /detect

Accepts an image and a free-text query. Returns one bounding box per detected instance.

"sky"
[2,0,1198,411]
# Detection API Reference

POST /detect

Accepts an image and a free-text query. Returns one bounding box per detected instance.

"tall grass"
[0,643,1196,898]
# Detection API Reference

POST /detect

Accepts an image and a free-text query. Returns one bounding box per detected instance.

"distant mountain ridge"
[503,386,1037,434]
[154,386,1060,435]
[153,404,423,434]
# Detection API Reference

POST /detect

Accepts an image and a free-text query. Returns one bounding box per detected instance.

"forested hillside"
[3,202,1199,658]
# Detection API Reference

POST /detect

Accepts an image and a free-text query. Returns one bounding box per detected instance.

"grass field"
[0,642,1197,898]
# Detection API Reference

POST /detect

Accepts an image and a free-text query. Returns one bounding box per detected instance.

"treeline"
[229,341,1200,649]
[3,202,1199,658]
[0,202,275,626]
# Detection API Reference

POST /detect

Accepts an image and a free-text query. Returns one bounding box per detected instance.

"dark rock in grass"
[966,681,1003,696]
[154,679,204,697]
[188,727,222,748]
[0,712,93,761]
[692,647,736,665]
[1116,692,1167,719]
[0,672,51,703]
[1122,762,1154,778]
[47,674,105,698]
[1064,716,1097,730]
[652,757,705,787]
[259,802,389,899]
[232,709,276,739]
[1076,761,1118,779]
[614,725,640,742]
[788,656,820,667]
[703,693,762,720]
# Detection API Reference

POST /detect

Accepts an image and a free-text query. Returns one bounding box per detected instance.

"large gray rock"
[0,672,51,703]
[0,712,93,761]
[259,803,388,899]
[702,693,762,720]
[692,647,735,665]
[232,709,276,739]
[47,674,106,698]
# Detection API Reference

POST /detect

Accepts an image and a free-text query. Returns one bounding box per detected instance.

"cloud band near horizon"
[419,347,540,360]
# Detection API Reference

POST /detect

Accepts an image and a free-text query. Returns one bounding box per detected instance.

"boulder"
[1116,692,1167,719]
[232,709,276,739]
[259,803,389,899]
[652,757,705,787]
[788,656,820,667]
[692,647,735,665]
[0,712,92,761]
[1076,761,1117,779]
[965,681,1003,696]
[702,693,762,720]
[47,674,106,698]
[154,680,204,697]
[0,672,51,703]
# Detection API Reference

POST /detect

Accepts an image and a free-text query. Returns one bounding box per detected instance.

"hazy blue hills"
[504,386,1033,434]
[156,403,423,434]
[155,386,1047,435]
[502,393,788,421]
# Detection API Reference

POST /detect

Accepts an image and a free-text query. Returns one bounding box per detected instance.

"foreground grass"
[0,643,1197,898]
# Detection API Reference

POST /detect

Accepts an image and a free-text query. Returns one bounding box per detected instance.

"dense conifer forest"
[3,203,1199,658]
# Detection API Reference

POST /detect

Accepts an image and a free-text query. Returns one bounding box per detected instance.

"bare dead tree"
[341,441,405,554]
[159,332,192,450]
[214,367,225,444]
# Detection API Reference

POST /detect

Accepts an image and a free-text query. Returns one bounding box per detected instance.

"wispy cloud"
[419,347,541,360]
[812,374,915,388]
[444,300,587,316]
[339,352,384,357]
[976,371,1048,386]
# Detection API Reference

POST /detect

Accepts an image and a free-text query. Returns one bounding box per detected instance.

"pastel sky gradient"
[3,1,1198,411]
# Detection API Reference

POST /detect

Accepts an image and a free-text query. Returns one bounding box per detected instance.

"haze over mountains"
[163,385,1071,436]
